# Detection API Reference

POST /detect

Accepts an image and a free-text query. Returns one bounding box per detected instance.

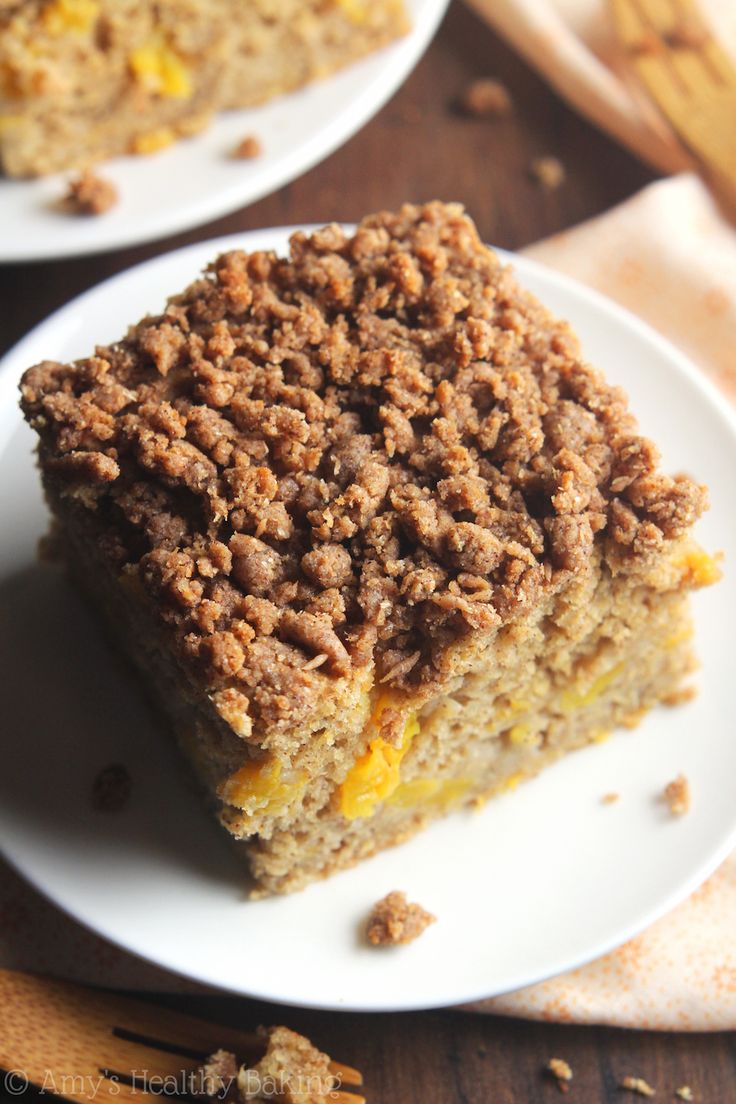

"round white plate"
[1,231,735,1012]
[0,0,448,263]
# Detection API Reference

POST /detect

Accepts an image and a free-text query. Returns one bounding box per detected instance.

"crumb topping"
[366,889,435,945]
[19,202,707,736]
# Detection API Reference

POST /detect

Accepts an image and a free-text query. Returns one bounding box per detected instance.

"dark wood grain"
[1,4,731,1101]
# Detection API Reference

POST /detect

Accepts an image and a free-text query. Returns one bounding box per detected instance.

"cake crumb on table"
[664,774,691,816]
[232,135,262,160]
[675,1088,694,1101]
[91,763,132,813]
[366,890,435,946]
[601,792,620,805]
[546,1057,573,1092]
[530,156,566,189]
[621,1075,656,1096]
[458,77,513,118]
[59,169,118,215]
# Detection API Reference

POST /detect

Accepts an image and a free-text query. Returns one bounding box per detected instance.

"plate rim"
[2,229,736,1011]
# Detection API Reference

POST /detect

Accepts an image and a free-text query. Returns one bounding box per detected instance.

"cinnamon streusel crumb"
[232,135,262,160]
[60,169,118,215]
[367,890,435,945]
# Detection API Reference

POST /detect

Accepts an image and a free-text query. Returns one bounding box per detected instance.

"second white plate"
[1,230,735,1011]
[0,0,448,262]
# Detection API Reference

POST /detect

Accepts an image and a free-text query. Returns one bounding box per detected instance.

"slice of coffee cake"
[20,203,718,894]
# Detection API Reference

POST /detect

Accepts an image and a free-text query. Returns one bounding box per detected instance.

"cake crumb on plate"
[59,170,118,215]
[664,774,691,816]
[601,792,620,805]
[232,135,262,160]
[367,890,435,946]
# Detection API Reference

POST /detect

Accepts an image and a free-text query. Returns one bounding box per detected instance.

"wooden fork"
[0,970,364,1104]
[610,0,736,211]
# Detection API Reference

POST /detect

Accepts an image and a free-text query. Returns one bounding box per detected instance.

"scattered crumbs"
[602,792,620,805]
[675,1089,694,1102]
[546,1058,573,1092]
[458,77,513,118]
[232,134,262,160]
[366,890,436,946]
[91,763,132,813]
[59,169,118,215]
[667,17,709,50]
[664,774,691,816]
[529,156,566,190]
[621,1076,656,1096]
[662,685,698,707]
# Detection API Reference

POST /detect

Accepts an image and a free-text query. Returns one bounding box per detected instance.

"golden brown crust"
[19,202,708,738]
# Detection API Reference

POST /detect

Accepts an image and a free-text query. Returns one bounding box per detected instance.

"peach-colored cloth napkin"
[2,173,735,1029]
[463,0,736,174]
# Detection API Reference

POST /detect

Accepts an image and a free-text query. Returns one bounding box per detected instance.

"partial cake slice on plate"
[0,0,409,176]
[19,202,719,894]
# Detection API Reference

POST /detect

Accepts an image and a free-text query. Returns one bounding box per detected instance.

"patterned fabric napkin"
[2,174,735,1029]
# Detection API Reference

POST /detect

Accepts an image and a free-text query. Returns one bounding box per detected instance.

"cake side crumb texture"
[19,202,708,743]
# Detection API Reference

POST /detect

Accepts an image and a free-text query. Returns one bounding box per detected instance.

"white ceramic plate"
[1,230,735,1012]
[0,0,448,263]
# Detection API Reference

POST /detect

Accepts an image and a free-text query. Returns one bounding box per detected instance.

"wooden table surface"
[1,4,734,1101]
